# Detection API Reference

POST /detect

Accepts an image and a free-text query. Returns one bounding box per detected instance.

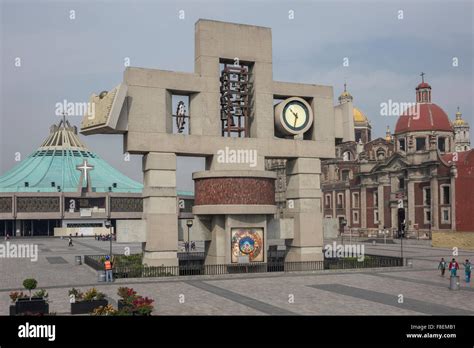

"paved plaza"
[0,237,473,315]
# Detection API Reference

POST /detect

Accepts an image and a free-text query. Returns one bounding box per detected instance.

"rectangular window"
[442,185,450,205]
[399,138,406,151]
[374,209,379,224]
[373,191,378,207]
[337,193,344,208]
[325,194,332,208]
[399,178,405,190]
[416,137,426,151]
[341,170,350,181]
[423,187,431,206]
[438,137,446,152]
[352,210,359,224]
[424,208,431,224]
[441,208,451,224]
[352,192,360,209]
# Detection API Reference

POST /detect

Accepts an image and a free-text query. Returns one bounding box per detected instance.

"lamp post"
[400,220,405,265]
[105,220,112,257]
[341,218,347,245]
[186,219,193,253]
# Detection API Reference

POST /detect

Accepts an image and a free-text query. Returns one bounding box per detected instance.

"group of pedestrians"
[95,234,115,241]
[184,241,196,252]
[438,257,471,283]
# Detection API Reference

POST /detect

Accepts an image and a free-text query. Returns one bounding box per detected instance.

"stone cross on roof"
[76,159,94,192]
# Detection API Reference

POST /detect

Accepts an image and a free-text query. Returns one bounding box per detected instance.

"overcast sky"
[1,0,472,191]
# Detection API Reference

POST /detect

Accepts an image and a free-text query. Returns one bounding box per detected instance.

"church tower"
[338,83,372,144]
[453,107,470,152]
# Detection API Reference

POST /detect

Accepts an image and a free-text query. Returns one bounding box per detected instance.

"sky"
[1,0,473,191]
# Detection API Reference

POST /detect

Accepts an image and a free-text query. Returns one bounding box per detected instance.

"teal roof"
[0,120,143,193]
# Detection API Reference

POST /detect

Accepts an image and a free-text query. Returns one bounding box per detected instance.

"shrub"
[132,296,154,316]
[68,288,83,301]
[69,287,105,302]
[91,304,117,316]
[9,291,27,303]
[22,279,38,299]
[32,289,48,300]
[117,287,137,306]
[83,288,98,301]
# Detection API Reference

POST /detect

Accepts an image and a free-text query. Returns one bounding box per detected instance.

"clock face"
[282,101,310,132]
[274,97,313,136]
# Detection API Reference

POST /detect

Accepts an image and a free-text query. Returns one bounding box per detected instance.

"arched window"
[342,151,352,161]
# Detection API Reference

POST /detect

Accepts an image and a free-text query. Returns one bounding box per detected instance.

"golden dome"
[453,108,466,126]
[353,107,368,123]
[453,118,466,126]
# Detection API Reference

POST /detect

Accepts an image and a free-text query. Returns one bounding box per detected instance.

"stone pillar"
[285,158,323,262]
[407,181,415,229]
[431,176,439,230]
[345,188,351,226]
[377,184,385,228]
[361,186,367,229]
[142,152,179,267]
[205,215,226,264]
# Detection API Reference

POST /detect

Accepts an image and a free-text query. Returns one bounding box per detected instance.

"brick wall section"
[432,231,474,250]
[194,177,275,205]
[454,151,474,231]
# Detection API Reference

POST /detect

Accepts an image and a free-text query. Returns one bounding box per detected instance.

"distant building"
[320,77,474,241]
[0,118,144,237]
[453,107,470,152]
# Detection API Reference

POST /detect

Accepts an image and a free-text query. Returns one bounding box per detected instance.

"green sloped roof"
[0,119,143,193]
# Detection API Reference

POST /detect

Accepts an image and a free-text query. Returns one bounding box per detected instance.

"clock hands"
[290,108,299,128]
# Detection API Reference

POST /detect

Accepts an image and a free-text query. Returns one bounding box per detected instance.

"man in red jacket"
[449,258,459,277]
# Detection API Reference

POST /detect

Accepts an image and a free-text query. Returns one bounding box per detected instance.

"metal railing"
[85,254,403,279]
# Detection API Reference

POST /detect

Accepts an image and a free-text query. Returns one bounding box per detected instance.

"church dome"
[395,78,453,134]
[353,107,368,123]
[0,118,143,193]
[395,104,453,134]
[453,108,467,126]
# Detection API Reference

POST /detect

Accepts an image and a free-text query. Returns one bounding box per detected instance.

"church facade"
[0,118,144,237]
[320,78,473,243]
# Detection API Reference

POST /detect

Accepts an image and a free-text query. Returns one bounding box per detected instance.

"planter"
[117,299,131,311]
[13,298,49,315]
[71,300,108,314]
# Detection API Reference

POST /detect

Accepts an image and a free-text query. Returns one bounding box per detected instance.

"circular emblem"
[239,236,255,254]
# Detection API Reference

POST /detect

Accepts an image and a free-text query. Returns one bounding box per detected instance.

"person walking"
[191,241,196,251]
[449,258,459,277]
[104,256,113,282]
[438,257,447,277]
[462,259,471,283]
[68,235,73,247]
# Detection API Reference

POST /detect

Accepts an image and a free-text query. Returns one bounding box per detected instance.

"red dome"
[395,103,453,134]
[416,82,431,89]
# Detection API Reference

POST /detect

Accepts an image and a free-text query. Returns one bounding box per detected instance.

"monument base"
[285,246,323,262]
[143,251,179,268]
[204,255,226,265]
